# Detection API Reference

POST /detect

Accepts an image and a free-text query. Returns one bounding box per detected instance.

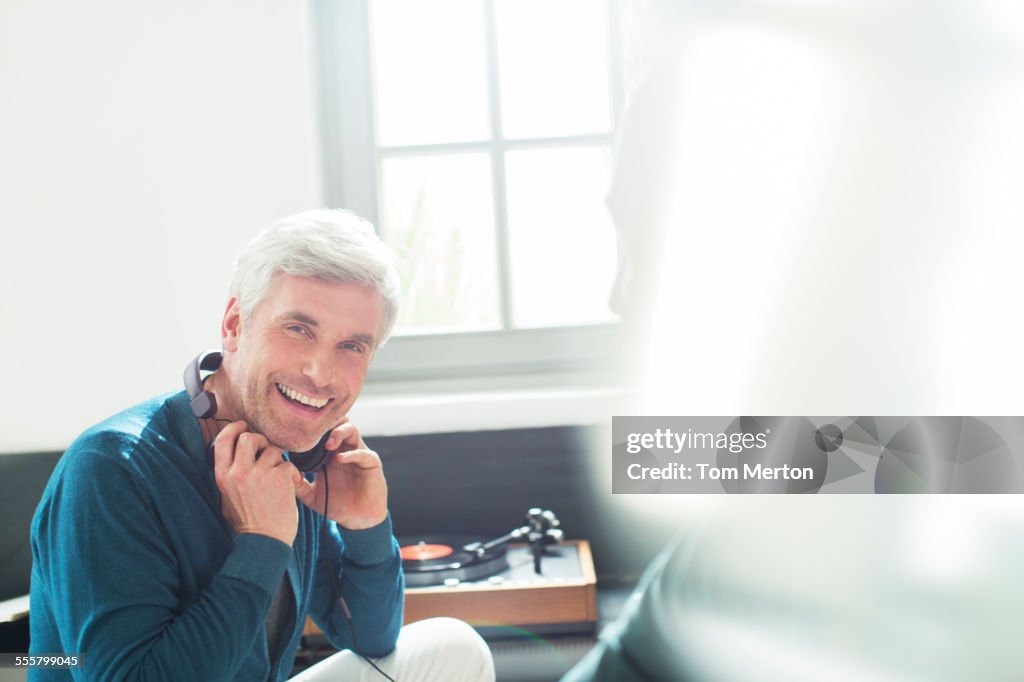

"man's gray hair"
[230,209,401,345]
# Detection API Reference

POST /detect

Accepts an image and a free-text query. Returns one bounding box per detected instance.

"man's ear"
[221,297,243,352]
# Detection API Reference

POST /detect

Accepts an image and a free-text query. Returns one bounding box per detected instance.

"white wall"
[0,0,323,452]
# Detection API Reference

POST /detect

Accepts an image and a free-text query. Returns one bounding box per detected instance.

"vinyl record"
[399,535,510,587]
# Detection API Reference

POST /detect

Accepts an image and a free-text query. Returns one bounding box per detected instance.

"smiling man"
[29,210,495,681]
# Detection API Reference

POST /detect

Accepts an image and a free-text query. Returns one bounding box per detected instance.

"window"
[311,0,625,389]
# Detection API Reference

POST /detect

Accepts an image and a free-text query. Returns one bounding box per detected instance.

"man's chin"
[260,425,325,455]
[288,436,328,455]
[264,416,332,450]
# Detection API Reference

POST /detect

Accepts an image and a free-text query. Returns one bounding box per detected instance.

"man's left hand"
[293,421,388,530]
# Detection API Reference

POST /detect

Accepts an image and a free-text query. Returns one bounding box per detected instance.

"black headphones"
[183,350,335,473]
[185,351,396,680]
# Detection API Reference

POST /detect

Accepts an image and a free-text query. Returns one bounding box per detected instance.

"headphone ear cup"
[289,432,335,473]
[184,350,223,419]
[190,391,218,420]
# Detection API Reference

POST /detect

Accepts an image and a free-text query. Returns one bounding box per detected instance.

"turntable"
[302,509,597,638]
[400,509,597,635]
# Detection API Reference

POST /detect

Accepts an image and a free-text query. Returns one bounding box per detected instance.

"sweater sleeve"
[307,515,404,657]
[31,444,292,682]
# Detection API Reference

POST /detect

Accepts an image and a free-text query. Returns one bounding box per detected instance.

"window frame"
[310,0,626,391]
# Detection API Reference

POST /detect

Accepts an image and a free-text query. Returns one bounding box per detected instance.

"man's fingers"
[334,448,382,470]
[234,432,270,469]
[213,427,282,478]
[212,421,248,478]
[215,439,302,546]
[325,420,363,452]
[255,441,286,469]
[293,471,318,508]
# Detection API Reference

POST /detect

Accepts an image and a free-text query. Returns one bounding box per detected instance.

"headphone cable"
[321,467,397,682]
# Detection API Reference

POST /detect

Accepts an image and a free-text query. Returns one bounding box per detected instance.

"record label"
[400,543,455,561]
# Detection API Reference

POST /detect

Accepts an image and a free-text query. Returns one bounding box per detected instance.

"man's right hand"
[212,421,300,546]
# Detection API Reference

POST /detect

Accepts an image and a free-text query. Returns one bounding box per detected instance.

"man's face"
[220,274,383,452]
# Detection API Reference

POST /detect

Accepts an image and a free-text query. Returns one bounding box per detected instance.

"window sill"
[350,384,626,437]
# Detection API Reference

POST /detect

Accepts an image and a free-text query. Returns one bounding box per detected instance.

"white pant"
[290,617,495,682]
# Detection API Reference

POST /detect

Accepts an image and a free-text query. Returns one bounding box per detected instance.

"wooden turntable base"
[303,540,597,636]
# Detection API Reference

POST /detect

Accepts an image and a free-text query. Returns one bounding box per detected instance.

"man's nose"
[301,344,335,387]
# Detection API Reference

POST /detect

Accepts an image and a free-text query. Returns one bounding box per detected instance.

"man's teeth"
[277,384,328,409]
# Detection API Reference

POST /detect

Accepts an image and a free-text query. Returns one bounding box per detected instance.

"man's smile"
[275,382,331,410]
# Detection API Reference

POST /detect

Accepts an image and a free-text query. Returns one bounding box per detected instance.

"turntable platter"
[399,535,510,587]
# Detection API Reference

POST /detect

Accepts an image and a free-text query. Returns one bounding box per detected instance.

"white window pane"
[379,153,501,334]
[505,146,618,328]
[370,0,491,146]
[494,0,612,139]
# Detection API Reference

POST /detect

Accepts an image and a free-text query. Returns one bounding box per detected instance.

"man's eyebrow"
[350,333,378,348]
[280,312,377,347]
[279,311,319,327]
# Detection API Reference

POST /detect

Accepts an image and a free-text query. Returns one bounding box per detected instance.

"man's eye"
[342,342,364,354]
[287,325,310,337]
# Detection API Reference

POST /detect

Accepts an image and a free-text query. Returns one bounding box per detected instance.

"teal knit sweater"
[29,391,403,681]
